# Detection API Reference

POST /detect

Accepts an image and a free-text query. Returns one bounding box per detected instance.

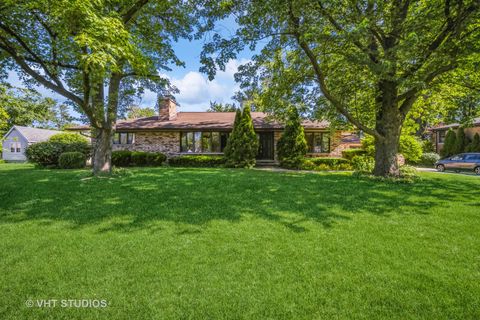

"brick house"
[430,117,480,153]
[69,96,360,161]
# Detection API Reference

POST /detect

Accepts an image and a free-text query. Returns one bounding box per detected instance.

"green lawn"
[0,164,479,319]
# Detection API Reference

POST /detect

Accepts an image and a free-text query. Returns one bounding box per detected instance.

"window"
[465,154,480,160]
[305,132,330,153]
[10,142,21,153]
[113,133,135,144]
[180,132,226,153]
[438,131,446,143]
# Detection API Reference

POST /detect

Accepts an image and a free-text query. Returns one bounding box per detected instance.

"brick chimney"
[158,95,177,121]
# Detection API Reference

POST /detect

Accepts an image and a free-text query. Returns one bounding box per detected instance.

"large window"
[438,131,446,143]
[113,133,135,145]
[180,132,227,153]
[305,132,330,153]
[10,142,21,153]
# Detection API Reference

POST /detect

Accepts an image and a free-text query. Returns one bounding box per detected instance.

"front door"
[257,132,274,160]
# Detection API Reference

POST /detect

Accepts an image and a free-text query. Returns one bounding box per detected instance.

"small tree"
[466,133,480,152]
[277,108,307,168]
[224,106,259,168]
[453,128,469,155]
[441,129,456,157]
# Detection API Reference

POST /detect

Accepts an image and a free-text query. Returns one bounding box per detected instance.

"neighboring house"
[68,96,360,161]
[431,118,480,153]
[1,126,62,161]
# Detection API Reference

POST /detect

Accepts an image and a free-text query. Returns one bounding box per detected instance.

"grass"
[0,163,479,319]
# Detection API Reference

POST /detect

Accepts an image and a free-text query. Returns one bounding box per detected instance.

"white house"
[1,126,62,161]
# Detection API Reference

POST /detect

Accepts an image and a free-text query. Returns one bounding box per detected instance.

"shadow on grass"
[0,166,478,233]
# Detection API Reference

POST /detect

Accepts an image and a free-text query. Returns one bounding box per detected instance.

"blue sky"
[7,19,254,114]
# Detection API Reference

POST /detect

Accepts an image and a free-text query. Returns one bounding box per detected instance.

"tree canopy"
[202,0,480,176]
[0,0,218,173]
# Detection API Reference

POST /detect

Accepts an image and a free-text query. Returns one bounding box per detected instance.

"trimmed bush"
[224,106,259,168]
[441,129,456,157]
[111,151,132,167]
[277,108,308,169]
[49,132,89,144]
[169,155,226,167]
[300,157,352,171]
[419,152,440,167]
[399,135,423,164]
[466,133,480,152]
[26,141,90,167]
[111,151,166,167]
[58,152,86,169]
[351,155,375,174]
[453,128,469,155]
[342,148,367,161]
[145,152,167,166]
[399,165,419,181]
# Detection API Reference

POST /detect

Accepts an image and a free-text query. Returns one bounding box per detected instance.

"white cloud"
[139,58,249,112]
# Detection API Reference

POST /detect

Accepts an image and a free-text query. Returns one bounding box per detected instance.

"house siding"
[2,129,28,161]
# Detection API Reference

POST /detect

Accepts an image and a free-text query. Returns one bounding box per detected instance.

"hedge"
[341,148,367,161]
[111,151,166,167]
[58,152,86,169]
[301,157,352,171]
[168,155,226,167]
[25,141,90,167]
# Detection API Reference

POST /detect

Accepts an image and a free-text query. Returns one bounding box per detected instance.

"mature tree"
[224,106,258,168]
[50,103,77,130]
[207,101,237,112]
[0,85,57,128]
[441,129,457,157]
[202,0,480,176]
[0,0,216,174]
[125,105,155,119]
[277,107,307,168]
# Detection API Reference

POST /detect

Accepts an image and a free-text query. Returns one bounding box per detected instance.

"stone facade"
[113,131,180,156]
[113,129,357,160]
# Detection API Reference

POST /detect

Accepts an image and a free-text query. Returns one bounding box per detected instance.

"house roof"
[4,125,62,142]
[431,117,480,131]
[68,112,330,131]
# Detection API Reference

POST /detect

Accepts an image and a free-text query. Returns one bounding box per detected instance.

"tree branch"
[288,3,382,139]
[122,0,149,25]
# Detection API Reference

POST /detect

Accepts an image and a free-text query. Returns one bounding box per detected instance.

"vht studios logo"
[25,299,108,308]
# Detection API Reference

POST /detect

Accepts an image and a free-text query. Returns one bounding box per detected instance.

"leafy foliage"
[168,155,226,167]
[441,129,457,158]
[341,149,367,161]
[399,135,423,164]
[25,141,90,167]
[453,128,470,155]
[224,106,259,168]
[58,152,86,169]
[207,101,237,112]
[351,156,375,174]
[126,106,156,119]
[419,153,441,167]
[202,0,480,176]
[49,133,88,144]
[277,108,307,168]
[111,151,166,167]
[0,0,219,173]
[466,133,480,152]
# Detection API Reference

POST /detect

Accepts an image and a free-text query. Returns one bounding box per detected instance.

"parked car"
[435,153,480,175]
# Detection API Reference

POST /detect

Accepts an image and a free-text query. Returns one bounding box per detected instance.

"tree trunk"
[92,127,113,174]
[373,80,402,177]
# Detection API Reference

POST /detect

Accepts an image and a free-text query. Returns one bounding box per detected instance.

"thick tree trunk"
[92,127,113,174]
[373,80,403,177]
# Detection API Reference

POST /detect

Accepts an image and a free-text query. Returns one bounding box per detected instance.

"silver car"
[435,153,480,175]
